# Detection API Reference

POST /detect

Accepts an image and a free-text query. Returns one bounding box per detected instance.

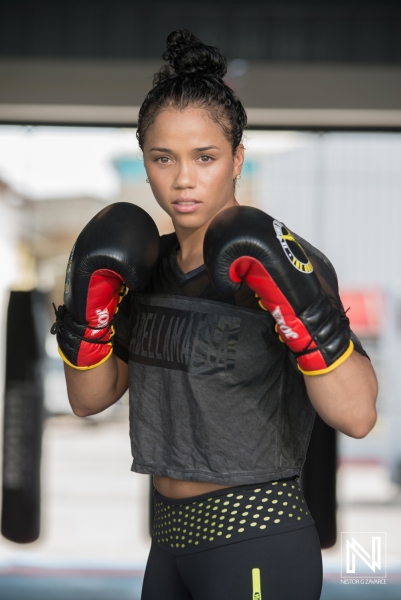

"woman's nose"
[173,161,195,189]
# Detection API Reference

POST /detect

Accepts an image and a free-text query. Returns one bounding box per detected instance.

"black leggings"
[141,524,323,599]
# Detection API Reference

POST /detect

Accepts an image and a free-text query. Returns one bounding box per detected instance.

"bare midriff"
[153,475,237,499]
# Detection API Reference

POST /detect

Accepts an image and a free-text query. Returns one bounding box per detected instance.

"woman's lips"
[172,199,202,213]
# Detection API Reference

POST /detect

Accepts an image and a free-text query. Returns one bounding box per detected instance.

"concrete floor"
[0,410,400,598]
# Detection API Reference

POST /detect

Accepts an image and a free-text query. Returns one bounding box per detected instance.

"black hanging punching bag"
[300,412,337,549]
[1,290,47,544]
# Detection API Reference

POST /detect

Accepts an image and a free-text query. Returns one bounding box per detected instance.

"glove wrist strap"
[297,340,354,376]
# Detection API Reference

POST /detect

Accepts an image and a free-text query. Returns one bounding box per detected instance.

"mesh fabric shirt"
[113,232,368,485]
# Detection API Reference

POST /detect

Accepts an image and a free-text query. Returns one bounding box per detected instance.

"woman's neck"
[175,224,207,274]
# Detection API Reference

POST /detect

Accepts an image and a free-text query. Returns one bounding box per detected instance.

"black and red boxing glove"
[203,206,353,376]
[51,202,159,369]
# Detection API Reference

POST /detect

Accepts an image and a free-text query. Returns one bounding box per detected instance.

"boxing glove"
[51,202,160,369]
[203,206,353,376]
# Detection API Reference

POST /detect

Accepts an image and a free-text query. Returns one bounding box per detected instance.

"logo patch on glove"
[273,220,313,274]
[272,306,299,340]
[91,307,110,335]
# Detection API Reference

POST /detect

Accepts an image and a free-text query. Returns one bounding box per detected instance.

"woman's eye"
[199,155,213,163]
[156,156,171,163]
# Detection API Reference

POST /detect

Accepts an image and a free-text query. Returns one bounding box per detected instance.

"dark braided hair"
[136,30,247,154]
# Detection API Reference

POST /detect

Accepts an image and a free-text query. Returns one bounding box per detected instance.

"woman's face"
[143,106,244,233]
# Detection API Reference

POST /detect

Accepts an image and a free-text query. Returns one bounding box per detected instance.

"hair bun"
[161,29,227,80]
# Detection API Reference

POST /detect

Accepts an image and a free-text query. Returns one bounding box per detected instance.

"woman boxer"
[57,30,378,600]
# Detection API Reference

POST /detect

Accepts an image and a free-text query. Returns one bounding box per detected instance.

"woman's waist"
[153,474,299,503]
[153,475,243,500]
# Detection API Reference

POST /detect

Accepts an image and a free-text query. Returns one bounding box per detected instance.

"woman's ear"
[233,144,245,179]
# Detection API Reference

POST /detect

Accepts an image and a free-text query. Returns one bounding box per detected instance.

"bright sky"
[0,126,310,200]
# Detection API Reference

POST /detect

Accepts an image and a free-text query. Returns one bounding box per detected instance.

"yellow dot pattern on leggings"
[152,480,311,552]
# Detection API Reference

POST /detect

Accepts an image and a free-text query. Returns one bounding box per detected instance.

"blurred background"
[0,1,401,599]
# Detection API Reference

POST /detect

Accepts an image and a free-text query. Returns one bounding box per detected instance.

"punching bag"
[1,290,47,543]
[300,412,337,549]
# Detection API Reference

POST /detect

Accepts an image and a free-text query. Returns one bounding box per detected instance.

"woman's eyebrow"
[193,145,219,152]
[149,145,220,152]
[149,147,172,152]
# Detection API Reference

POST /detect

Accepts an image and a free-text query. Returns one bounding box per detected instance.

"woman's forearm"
[303,351,378,438]
[64,354,129,417]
